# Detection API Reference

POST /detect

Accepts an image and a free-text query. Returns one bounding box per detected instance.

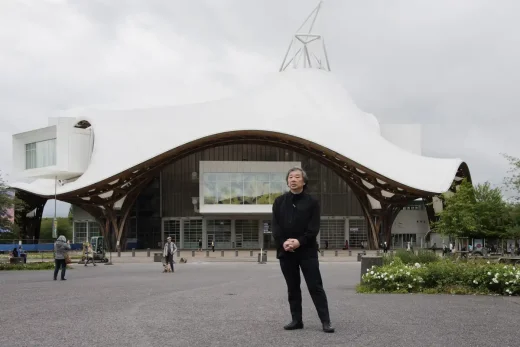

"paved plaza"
[1,260,520,347]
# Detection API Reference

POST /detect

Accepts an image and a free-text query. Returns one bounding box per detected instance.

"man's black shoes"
[283,320,304,330]
[322,322,335,333]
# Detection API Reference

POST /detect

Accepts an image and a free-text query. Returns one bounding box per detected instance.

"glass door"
[235,234,243,248]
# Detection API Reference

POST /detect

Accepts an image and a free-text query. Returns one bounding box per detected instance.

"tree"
[432,179,477,238]
[503,153,520,201]
[433,179,511,239]
[0,172,15,232]
[473,182,510,238]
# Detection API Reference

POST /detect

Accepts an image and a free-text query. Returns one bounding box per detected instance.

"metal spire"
[279,0,331,72]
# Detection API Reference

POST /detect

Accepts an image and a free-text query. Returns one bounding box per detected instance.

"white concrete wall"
[12,117,92,180]
[379,124,422,155]
[392,209,429,235]
[72,205,96,222]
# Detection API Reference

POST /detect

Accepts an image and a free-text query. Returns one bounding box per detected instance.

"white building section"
[12,117,93,180]
[9,68,465,198]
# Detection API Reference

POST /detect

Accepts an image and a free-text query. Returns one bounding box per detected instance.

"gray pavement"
[1,261,520,347]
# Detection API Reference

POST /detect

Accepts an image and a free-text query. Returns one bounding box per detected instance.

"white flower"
[390,275,394,279]
[408,284,412,288]
[487,261,490,264]
[473,280,478,284]
[370,271,374,275]
[492,278,499,284]
[488,272,492,276]
[406,272,410,276]
[414,263,421,268]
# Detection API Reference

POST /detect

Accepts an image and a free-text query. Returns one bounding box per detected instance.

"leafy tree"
[503,153,520,201]
[473,182,510,238]
[0,172,15,232]
[433,179,511,239]
[40,217,72,241]
[432,179,477,238]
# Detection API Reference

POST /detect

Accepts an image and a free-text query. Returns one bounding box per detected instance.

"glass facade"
[113,143,370,249]
[349,219,368,248]
[235,219,259,248]
[319,219,345,249]
[73,221,101,244]
[206,219,232,249]
[184,219,203,249]
[203,172,289,205]
[25,139,57,169]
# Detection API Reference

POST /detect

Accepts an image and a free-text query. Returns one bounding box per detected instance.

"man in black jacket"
[272,167,334,333]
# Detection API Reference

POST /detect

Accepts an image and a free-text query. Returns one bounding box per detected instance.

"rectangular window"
[183,219,202,249]
[235,220,259,248]
[348,219,368,248]
[203,172,289,205]
[89,222,101,238]
[163,220,180,243]
[74,222,88,243]
[25,138,57,169]
[206,219,232,249]
[320,219,345,249]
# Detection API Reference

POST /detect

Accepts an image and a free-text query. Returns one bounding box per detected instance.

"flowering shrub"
[360,258,520,296]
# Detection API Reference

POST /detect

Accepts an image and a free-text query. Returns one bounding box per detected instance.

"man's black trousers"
[279,254,330,323]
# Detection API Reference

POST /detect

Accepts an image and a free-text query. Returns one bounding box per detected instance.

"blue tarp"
[0,243,84,252]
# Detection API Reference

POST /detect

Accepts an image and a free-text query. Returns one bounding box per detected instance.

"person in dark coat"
[272,167,334,333]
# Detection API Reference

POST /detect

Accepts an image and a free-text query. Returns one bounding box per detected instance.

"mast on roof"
[279,0,331,72]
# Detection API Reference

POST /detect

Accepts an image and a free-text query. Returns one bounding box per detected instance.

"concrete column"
[179,219,184,249]
[202,218,207,250]
[258,220,263,249]
[345,217,350,244]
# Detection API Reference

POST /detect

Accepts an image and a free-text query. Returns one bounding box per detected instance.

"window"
[349,219,368,248]
[163,220,180,243]
[74,222,88,243]
[183,219,202,249]
[89,222,100,238]
[320,219,345,249]
[235,220,259,248]
[203,172,289,205]
[25,139,57,169]
[206,219,232,249]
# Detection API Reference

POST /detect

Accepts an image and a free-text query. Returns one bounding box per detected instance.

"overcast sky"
[1,0,519,217]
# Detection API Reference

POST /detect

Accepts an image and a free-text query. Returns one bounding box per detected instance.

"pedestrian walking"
[272,167,334,333]
[163,237,177,272]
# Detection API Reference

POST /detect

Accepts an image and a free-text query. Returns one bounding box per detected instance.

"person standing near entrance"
[272,167,334,333]
[163,237,177,272]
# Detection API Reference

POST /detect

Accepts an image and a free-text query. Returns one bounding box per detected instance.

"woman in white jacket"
[163,237,177,272]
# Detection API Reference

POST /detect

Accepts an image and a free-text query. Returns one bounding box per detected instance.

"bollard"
[357,253,363,262]
[147,248,150,257]
[258,251,267,264]
[206,250,209,257]
[348,250,352,256]
[118,249,121,257]
[132,248,135,257]
[335,250,338,257]
[360,256,383,283]
[221,250,224,257]
[235,250,238,257]
[192,250,195,257]
[320,250,324,256]
[250,250,253,257]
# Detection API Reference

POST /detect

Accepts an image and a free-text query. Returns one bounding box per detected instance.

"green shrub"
[359,259,520,296]
[0,262,72,271]
[383,249,439,266]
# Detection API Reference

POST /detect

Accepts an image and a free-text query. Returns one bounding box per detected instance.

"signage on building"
[349,227,359,232]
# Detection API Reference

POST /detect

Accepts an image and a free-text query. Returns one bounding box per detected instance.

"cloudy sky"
[0,0,519,217]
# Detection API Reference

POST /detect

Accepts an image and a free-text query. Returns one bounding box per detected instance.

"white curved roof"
[11,68,465,197]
